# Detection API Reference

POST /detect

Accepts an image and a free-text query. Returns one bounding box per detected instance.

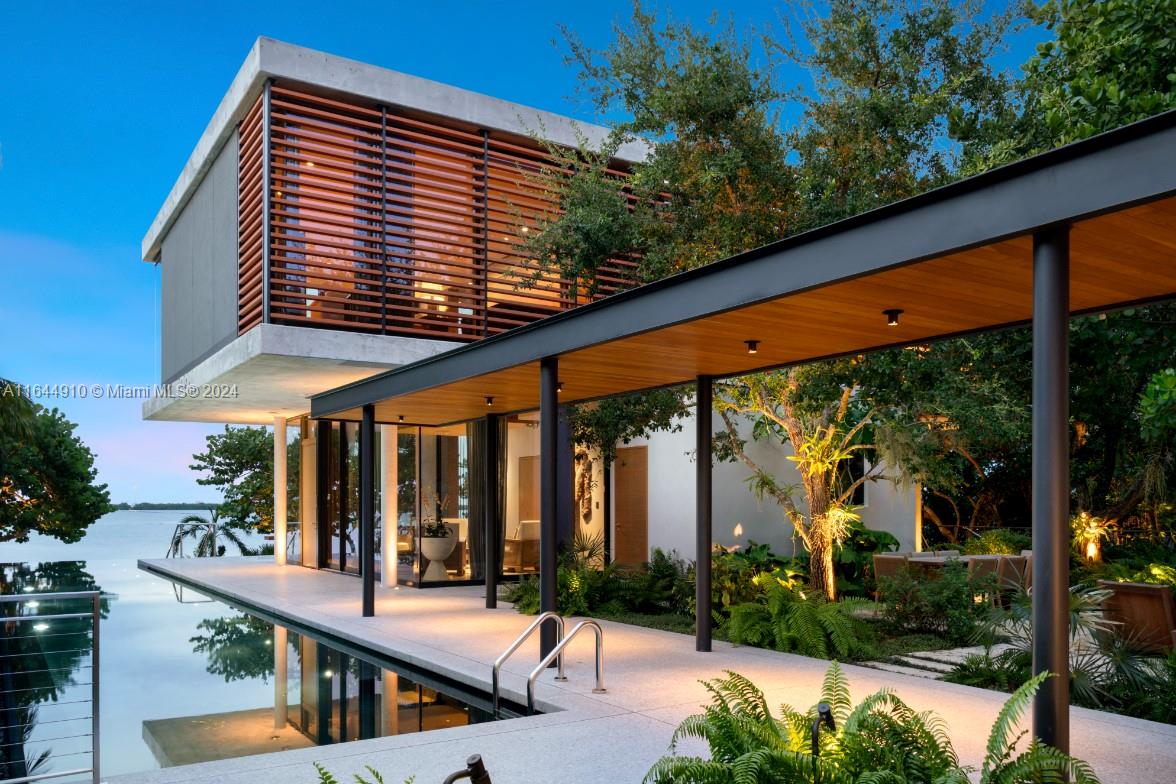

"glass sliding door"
[318,421,362,575]
[417,424,473,583]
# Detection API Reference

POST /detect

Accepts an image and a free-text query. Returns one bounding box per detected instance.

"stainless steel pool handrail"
[0,591,100,784]
[491,612,564,715]
[525,620,605,714]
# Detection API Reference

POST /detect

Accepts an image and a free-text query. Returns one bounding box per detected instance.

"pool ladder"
[491,612,606,716]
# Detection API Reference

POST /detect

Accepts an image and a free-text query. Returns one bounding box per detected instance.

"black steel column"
[602,461,612,566]
[358,661,377,739]
[696,376,713,652]
[484,413,500,608]
[1031,226,1070,751]
[360,404,376,617]
[539,357,559,658]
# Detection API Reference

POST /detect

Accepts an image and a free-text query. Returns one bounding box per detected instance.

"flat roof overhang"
[311,110,1176,426]
[144,324,458,424]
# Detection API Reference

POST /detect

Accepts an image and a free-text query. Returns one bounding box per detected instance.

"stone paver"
[108,557,1176,784]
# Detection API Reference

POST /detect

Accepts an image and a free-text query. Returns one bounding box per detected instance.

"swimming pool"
[1,511,520,780]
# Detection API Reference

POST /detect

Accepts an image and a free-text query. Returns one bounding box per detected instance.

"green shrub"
[948,583,1175,724]
[963,529,1032,555]
[645,662,1099,783]
[834,518,899,596]
[711,541,804,620]
[727,580,876,659]
[877,562,993,644]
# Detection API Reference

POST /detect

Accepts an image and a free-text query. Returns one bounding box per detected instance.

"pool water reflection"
[2,515,516,780]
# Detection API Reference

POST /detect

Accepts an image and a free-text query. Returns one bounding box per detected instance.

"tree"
[783,0,1015,231]
[189,613,275,683]
[190,426,274,534]
[0,403,110,543]
[540,1,1013,598]
[966,0,1176,169]
[169,507,257,557]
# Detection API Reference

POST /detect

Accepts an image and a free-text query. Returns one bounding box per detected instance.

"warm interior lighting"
[745,340,759,354]
[883,308,904,326]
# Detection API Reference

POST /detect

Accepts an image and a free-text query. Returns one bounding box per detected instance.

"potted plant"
[420,494,455,581]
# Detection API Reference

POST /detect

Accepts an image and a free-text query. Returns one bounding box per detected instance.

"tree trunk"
[809,537,837,601]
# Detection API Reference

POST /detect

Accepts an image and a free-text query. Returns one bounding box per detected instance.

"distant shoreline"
[110,503,219,511]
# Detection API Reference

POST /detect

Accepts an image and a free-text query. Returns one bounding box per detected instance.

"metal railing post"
[526,620,606,714]
[91,593,100,784]
[491,611,564,715]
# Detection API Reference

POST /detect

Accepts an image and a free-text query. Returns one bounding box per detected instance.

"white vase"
[421,535,456,582]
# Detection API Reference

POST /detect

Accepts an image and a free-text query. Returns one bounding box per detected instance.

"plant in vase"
[420,494,455,581]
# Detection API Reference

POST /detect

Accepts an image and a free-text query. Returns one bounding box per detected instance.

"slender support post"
[382,671,399,736]
[484,413,500,608]
[696,375,713,652]
[273,625,288,730]
[381,424,398,588]
[1031,225,1070,752]
[361,405,376,617]
[273,416,288,565]
[539,357,559,658]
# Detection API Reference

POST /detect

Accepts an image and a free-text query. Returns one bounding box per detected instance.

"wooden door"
[613,446,648,565]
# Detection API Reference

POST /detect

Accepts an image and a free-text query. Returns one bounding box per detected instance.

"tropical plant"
[727,581,876,659]
[714,378,890,601]
[171,507,255,557]
[878,561,994,645]
[950,583,1162,716]
[963,529,1032,556]
[644,662,1098,783]
[0,403,110,543]
[1071,512,1113,562]
[711,543,805,621]
[313,761,413,784]
[834,518,899,596]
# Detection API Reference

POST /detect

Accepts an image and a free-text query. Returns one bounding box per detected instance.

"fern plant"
[727,580,876,659]
[645,663,1100,783]
[313,762,413,784]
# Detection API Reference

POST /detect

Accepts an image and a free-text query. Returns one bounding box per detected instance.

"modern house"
[143,37,919,588]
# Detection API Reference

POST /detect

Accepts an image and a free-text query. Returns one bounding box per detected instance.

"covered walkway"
[309,110,1176,751]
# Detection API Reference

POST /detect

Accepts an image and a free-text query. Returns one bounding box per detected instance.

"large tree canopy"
[0,403,110,543]
[190,426,275,534]
[522,0,1176,590]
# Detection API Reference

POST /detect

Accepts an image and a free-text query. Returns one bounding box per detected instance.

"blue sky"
[0,1,1043,503]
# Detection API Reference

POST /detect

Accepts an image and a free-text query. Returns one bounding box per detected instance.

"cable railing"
[0,591,100,784]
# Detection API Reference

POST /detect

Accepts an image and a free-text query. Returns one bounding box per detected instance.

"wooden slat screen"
[237,93,265,333]
[235,83,637,340]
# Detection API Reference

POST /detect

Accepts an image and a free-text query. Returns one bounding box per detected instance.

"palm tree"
[168,508,253,557]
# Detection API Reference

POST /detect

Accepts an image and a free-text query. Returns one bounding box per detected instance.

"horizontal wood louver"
[236,82,637,340]
[237,94,265,333]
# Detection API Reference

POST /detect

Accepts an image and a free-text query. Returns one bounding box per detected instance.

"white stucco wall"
[613,410,920,562]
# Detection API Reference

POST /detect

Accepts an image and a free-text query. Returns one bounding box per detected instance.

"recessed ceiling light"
[486,396,494,407]
[883,309,904,327]
[745,340,759,355]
